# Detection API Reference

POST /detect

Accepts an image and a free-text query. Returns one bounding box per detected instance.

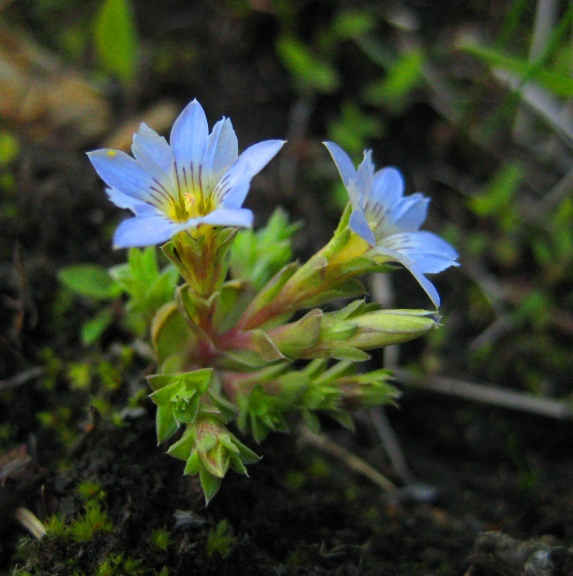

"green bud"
[339,309,439,350]
[148,369,214,442]
[167,414,260,504]
[269,304,439,360]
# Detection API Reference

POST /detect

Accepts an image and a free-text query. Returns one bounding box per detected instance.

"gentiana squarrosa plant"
[87,99,459,503]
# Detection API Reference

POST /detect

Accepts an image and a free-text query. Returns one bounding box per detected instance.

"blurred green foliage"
[93,0,138,87]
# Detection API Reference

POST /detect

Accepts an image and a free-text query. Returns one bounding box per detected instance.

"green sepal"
[236,386,292,443]
[330,347,371,361]
[313,360,356,383]
[301,359,329,379]
[213,280,249,332]
[268,309,323,357]
[175,284,215,343]
[163,228,238,298]
[161,240,192,282]
[207,391,240,422]
[232,438,260,466]
[199,468,222,505]
[240,261,299,329]
[300,278,365,309]
[300,408,321,434]
[235,373,309,442]
[155,405,179,443]
[228,455,248,476]
[148,369,214,428]
[148,368,213,395]
[326,299,371,321]
[324,409,355,431]
[333,202,353,236]
[173,393,201,424]
[250,329,286,362]
[184,449,201,475]
[167,426,195,461]
[215,349,278,372]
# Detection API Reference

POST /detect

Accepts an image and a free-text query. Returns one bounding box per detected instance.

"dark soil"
[5,391,573,575]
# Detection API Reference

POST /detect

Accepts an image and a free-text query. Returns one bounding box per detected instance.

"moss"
[149,527,170,551]
[206,519,235,559]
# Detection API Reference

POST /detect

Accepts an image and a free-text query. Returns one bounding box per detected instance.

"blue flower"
[88,100,285,248]
[324,142,459,308]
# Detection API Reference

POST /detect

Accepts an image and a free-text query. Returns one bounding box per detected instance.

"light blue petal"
[404,261,442,308]
[170,99,209,193]
[391,193,429,232]
[214,139,285,209]
[374,245,442,308]
[113,212,181,248]
[323,141,357,189]
[132,123,174,175]
[201,208,254,228]
[356,150,374,200]
[204,117,238,192]
[106,187,147,212]
[88,149,154,203]
[381,231,459,274]
[349,209,376,245]
[370,167,404,210]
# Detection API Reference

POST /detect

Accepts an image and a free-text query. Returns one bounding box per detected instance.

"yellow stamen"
[184,192,198,218]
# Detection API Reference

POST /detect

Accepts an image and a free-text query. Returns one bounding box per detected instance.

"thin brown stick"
[0,367,44,392]
[393,368,573,420]
[298,425,397,492]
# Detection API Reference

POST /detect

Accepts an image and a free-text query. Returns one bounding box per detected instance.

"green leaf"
[151,302,197,366]
[81,306,114,345]
[461,43,573,98]
[469,163,524,217]
[129,246,159,284]
[93,0,138,86]
[276,36,340,93]
[328,102,382,158]
[332,10,376,39]
[364,48,425,111]
[59,265,121,300]
[230,208,300,291]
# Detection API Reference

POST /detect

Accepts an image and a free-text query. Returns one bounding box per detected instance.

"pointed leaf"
[199,468,222,505]
[59,265,121,300]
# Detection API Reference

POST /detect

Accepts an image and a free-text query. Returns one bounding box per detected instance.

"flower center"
[165,182,216,223]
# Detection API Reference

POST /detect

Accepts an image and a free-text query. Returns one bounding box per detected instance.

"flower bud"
[167,414,260,504]
[269,303,439,361]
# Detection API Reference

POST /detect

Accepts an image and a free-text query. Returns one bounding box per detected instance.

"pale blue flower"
[324,142,459,308]
[88,100,285,248]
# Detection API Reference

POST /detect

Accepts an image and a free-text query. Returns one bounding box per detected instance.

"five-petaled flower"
[88,100,285,248]
[324,141,459,308]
